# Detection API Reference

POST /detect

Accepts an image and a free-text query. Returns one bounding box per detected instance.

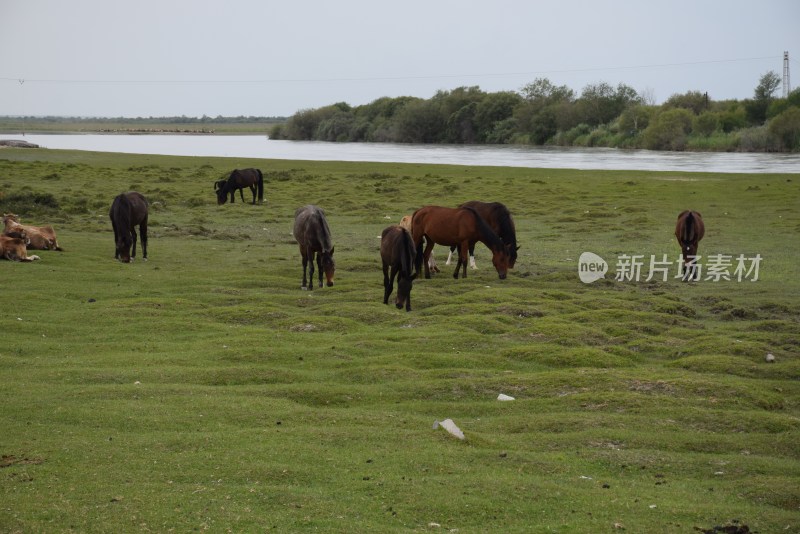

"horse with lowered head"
[109,192,149,263]
[411,205,510,280]
[381,225,417,311]
[675,210,705,281]
[445,200,519,269]
[215,168,264,205]
[293,205,335,290]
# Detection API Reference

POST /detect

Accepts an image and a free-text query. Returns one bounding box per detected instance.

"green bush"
[642,108,694,150]
[768,107,800,150]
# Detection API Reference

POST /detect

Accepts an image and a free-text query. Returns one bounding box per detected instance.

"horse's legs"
[469,243,477,269]
[316,253,324,287]
[130,226,138,262]
[300,250,314,289]
[250,185,256,204]
[111,219,120,259]
[422,239,435,279]
[454,242,469,279]
[140,221,148,261]
[446,246,455,265]
[383,264,394,304]
[239,187,246,203]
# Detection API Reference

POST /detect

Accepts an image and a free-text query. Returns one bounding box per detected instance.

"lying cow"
[0,235,40,262]
[2,213,63,251]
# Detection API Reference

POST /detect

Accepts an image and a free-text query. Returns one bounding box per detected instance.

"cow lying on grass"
[2,213,63,251]
[0,235,40,262]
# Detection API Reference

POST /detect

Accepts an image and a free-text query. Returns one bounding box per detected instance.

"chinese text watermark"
[579,252,762,283]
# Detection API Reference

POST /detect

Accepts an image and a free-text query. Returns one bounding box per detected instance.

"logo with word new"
[578,252,608,284]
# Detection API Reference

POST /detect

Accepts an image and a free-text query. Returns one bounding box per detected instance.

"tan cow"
[0,235,40,262]
[2,213,62,251]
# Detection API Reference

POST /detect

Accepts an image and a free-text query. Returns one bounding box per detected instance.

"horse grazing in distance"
[675,210,705,281]
[293,205,335,290]
[444,201,519,270]
[411,205,510,280]
[215,168,264,205]
[109,192,149,263]
[381,225,417,311]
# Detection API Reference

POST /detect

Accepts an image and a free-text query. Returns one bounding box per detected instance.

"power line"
[0,55,781,86]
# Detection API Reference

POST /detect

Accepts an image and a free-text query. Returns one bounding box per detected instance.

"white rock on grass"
[433,419,465,440]
[497,393,515,401]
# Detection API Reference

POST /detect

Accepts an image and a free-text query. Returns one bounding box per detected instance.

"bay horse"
[293,205,335,290]
[411,205,510,280]
[675,210,705,281]
[215,168,264,205]
[444,201,519,269]
[109,192,149,263]
[381,225,417,311]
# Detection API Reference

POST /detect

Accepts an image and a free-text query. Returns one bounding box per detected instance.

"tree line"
[270,73,800,152]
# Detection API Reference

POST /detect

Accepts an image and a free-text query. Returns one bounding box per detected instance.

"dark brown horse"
[215,168,264,205]
[411,205,510,280]
[445,200,519,269]
[293,205,335,290]
[109,192,149,263]
[381,225,417,311]
[675,210,705,281]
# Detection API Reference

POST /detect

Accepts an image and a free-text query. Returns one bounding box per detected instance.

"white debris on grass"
[497,393,515,401]
[433,419,465,440]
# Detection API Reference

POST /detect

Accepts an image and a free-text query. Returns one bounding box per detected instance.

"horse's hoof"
[143,258,148,262]
[301,286,308,291]
[326,282,334,287]
[395,303,403,310]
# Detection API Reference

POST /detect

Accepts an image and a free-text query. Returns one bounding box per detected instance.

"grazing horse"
[445,201,519,269]
[215,168,264,205]
[381,225,417,311]
[675,210,705,281]
[411,205,510,280]
[109,192,149,263]
[293,205,335,290]
[2,213,63,251]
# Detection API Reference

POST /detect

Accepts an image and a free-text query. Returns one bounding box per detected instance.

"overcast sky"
[1,0,798,118]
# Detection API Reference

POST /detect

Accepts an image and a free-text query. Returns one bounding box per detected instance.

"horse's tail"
[256,169,264,202]
[414,236,424,275]
[463,207,502,250]
[681,211,697,243]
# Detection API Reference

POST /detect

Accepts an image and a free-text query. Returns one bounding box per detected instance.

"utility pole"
[783,51,791,98]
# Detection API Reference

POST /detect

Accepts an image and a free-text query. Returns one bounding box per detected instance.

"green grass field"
[0,148,798,533]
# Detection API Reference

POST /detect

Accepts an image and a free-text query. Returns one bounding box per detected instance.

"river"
[2,134,799,174]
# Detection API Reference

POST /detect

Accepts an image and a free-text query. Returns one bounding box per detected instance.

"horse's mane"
[488,203,517,252]
[311,207,333,253]
[462,207,503,250]
[112,194,133,229]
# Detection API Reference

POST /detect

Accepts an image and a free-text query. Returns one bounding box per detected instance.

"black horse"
[109,191,149,263]
[293,205,335,290]
[215,168,264,205]
[381,225,417,311]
